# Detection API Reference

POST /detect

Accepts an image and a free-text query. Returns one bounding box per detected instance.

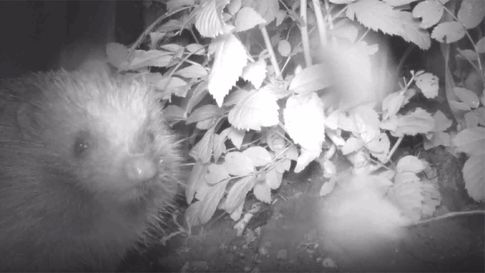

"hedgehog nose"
[124,155,157,183]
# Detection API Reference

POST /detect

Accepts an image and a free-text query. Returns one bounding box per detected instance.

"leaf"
[189,128,215,163]
[224,152,255,176]
[347,0,431,50]
[242,0,279,23]
[227,0,242,15]
[462,155,485,202]
[424,131,452,150]
[194,0,229,38]
[321,158,337,179]
[224,176,256,213]
[253,181,272,203]
[351,105,380,143]
[477,37,485,53]
[289,64,332,94]
[265,168,283,189]
[453,127,485,156]
[295,148,320,173]
[320,177,337,196]
[367,133,391,163]
[235,7,266,32]
[384,108,435,137]
[186,104,221,124]
[175,63,208,78]
[205,163,230,185]
[457,48,478,62]
[212,133,227,161]
[163,105,186,123]
[242,146,273,167]
[453,87,480,109]
[228,89,279,131]
[185,180,228,226]
[227,127,245,149]
[166,0,195,11]
[412,0,444,29]
[396,155,427,173]
[384,0,419,6]
[431,22,466,43]
[186,43,206,55]
[277,40,291,57]
[457,0,485,29]
[330,0,357,4]
[415,72,439,99]
[341,137,364,155]
[208,34,248,106]
[284,93,325,152]
[186,163,208,204]
[382,91,406,120]
[242,59,267,88]
[433,110,452,132]
[186,82,209,114]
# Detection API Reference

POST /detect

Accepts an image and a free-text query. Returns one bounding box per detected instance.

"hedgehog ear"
[16,102,42,140]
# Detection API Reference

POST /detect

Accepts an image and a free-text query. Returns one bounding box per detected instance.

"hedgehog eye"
[73,131,91,158]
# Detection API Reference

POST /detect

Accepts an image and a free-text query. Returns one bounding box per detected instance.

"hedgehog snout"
[123,154,158,184]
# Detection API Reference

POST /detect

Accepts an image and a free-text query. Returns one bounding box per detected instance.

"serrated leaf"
[289,64,332,94]
[477,37,485,53]
[397,155,426,173]
[224,176,256,213]
[253,181,272,203]
[295,148,320,173]
[412,0,443,29]
[242,59,267,88]
[186,104,221,124]
[195,0,229,38]
[186,163,208,204]
[175,63,208,78]
[185,180,228,226]
[462,155,485,202]
[205,163,230,185]
[454,87,480,109]
[453,127,485,156]
[284,93,325,152]
[382,91,406,120]
[208,34,248,106]
[228,89,279,130]
[224,152,255,176]
[266,168,283,189]
[347,0,431,49]
[235,7,266,32]
[387,108,435,137]
[278,40,291,57]
[431,21,466,43]
[242,0,279,23]
[457,0,485,29]
[242,146,273,167]
[415,72,439,99]
[433,110,452,132]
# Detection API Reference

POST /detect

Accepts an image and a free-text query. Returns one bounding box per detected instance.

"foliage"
[106,0,485,227]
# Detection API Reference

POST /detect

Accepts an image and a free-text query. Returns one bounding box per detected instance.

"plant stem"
[259,25,282,79]
[300,0,312,67]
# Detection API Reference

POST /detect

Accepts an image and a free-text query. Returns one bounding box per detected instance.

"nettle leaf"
[253,180,272,203]
[235,7,266,32]
[242,59,267,89]
[477,37,485,53]
[289,64,332,94]
[186,104,221,124]
[186,163,208,204]
[242,146,273,167]
[174,63,208,79]
[224,176,256,213]
[208,34,248,106]
[205,163,230,185]
[382,91,406,120]
[242,0,279,24]
[433,110,452,132]
[228,89,279,131]
[415,72,439,99]
[462,155,485,202]
[284,93,325,152]
[347,0,431,50]
[412,0,444,29]
[224,151,255,176]
[185,180,228,226]
[277,40,291,57]
[266,168,283,189]
[382,108,434,137]
[195,0,230,38]
[351,105,380,143]
[396,155,427,173]
[453,127,485,156]
[431,22,466,43]
[454,87,480,109]
[457,0,485,29]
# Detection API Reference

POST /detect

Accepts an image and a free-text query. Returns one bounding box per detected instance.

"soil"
[122,154,485,272]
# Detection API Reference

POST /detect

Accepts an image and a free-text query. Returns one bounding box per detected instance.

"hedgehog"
[0,69,182,271]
